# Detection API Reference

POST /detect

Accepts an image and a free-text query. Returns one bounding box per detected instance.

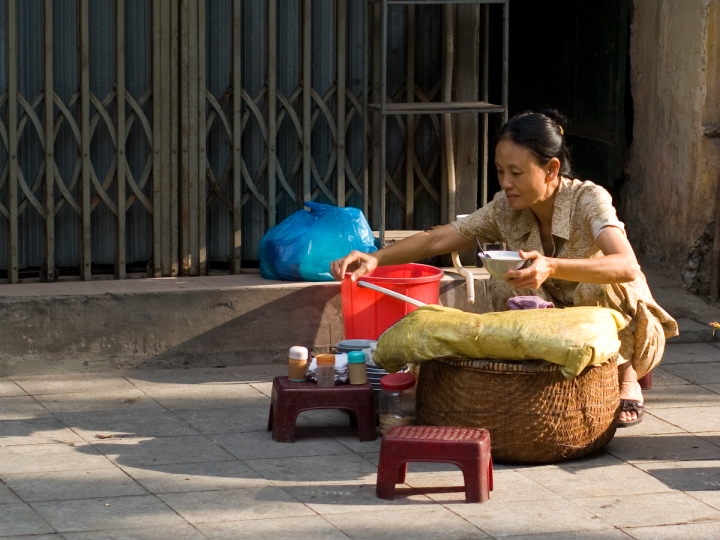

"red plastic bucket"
[341,263,444,340]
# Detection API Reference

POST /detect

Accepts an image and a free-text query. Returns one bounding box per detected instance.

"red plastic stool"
[638,372,652,390]
[267,376,377,443]
[376,425,493,503]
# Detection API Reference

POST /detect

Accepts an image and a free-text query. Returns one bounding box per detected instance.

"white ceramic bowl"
[478,251,528,281]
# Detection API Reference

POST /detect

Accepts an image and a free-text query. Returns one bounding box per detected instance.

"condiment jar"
[316,353,336,388]
[347,351,367,385]
[378,372,416,436]
[288,346,309,382]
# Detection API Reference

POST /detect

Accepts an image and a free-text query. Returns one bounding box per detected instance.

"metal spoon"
[475,237,492,259]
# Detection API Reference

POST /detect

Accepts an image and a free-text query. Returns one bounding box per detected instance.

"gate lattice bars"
[0,0,160,283]
[1,0,449,282]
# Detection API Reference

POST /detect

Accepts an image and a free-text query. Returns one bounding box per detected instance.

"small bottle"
[288,346,309,382]
[316,353,336,388]
[347,351,367,385]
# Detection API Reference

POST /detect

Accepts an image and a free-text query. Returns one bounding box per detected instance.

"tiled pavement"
[1,343,720,539]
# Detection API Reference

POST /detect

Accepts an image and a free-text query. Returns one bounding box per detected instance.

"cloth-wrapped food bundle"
[373,305,626,379]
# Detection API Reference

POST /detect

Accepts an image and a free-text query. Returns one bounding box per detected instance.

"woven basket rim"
[435,355,618,374]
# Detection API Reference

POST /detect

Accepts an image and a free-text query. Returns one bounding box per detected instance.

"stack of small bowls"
[334,339,389,392]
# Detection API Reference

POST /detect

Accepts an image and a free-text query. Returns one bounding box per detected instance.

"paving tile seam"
[492,526,628,540]
[696,435,720,450]
[220,449,355,461]
[315,514,353,539]
[548,492,623,529]
[27,493,196,534]
[620,522,720,537]
[701,385,720,395]
[439,501,497,537]
[0,500,59,535]
[682,491,720,512]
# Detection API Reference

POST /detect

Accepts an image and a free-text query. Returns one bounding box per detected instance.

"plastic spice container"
[316,354,336,388]
[347,351,367,385]
[288,346,309,382]
[378,372,416,436]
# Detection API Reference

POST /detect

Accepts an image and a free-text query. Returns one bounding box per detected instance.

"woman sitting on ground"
[330,109,678,427]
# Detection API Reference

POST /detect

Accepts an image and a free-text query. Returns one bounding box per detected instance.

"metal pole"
[502,0,509,122]
[481,3,489,207]
[170,1,179,276]
[336,0,347,208]
[371,1,381,231]
[160,0,172,276]
[198,0,207,275]
[302,0,312,203]
[179,0,191,275]
[152,0,163,277]
[43,0,56,282]
[115,0,127,279]
[405,4,415,229]
[80,0,92,280]
[362,0,369,218]
[267,0,277,227]
[7,0,18,283]
[231,0,243,274]
[188,0,199,275]
[379,0,388,246]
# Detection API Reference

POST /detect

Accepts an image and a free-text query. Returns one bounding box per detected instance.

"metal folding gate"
[0,0,457,283]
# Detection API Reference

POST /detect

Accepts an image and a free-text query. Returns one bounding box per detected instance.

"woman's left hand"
[504,250,555,289]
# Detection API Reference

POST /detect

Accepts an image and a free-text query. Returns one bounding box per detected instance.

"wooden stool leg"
[376,455,402,500]
[271,403,298,443]
[355,403,378,442]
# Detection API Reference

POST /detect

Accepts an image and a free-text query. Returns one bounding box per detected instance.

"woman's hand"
[329,224,475,282]
[504,250,555,289]
[330,250,380,281]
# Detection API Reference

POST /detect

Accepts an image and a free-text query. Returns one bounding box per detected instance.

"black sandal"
[618,399,645,427]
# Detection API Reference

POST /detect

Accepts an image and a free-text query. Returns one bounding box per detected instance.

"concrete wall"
[0,272,491,377]
[621,0,720,294]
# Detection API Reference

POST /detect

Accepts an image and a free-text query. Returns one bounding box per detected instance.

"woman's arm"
[330,224,475,281]
[504,227,640,289]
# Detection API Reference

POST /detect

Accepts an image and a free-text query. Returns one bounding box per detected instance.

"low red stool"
[267,376,377,443]
[638,372,652,390]
[376,425,493,503]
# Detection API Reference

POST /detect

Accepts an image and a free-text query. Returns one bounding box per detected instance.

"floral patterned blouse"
[451,177,678,344]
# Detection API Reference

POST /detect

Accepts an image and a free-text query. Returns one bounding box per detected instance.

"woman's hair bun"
[495,108,573,177]
[540,108,567,131]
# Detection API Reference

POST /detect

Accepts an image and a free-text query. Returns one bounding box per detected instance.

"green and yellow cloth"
[373,305,626,379]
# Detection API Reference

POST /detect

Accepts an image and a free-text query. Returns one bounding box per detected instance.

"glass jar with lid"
[315,353,336,388]
[378,372,416,436]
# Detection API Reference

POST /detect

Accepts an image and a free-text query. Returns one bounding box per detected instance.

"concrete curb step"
[668,318,719,344]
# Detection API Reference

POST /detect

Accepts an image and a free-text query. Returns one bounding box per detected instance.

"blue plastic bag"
[259,202,378,281]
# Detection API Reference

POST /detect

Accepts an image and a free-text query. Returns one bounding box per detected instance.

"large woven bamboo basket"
[416,356,620,464]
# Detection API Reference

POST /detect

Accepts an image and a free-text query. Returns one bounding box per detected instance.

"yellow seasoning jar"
[347,351,367,385]
[288,346,309,382]
[316,354,336,388]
